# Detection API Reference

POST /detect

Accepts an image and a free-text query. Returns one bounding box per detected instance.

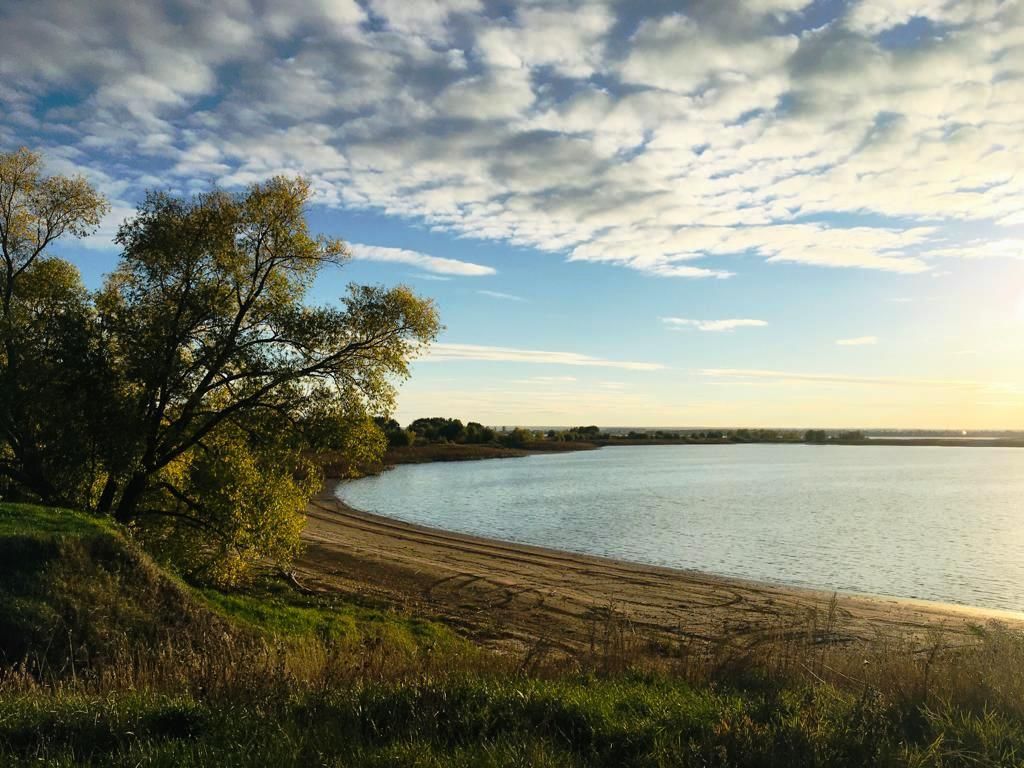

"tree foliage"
[804,430,829,444]
[0,148,109,503]
[0,150,440,585]
[400,417,496,445]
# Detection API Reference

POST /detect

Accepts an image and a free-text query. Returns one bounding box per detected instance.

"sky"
[2,0,1023,429]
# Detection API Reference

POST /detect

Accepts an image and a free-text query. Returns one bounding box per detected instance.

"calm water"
[338,445,1024,612]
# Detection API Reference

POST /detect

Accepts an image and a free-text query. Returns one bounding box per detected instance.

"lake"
[337,445,1024,612]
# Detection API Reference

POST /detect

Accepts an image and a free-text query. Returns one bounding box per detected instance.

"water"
[337,445,1024,612]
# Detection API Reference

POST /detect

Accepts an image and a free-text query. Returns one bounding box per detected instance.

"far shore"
[374,436,1024,474]
[297,486,1024,656]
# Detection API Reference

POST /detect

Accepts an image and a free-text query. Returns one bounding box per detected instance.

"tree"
[93,178,440,582]
[407,417,465,443]
[0,148,108,503]
[440,418,465,442]
[804,429,828,444]
[465,421,495,444]
[501,427,532,447]
[375,417,416,448]
[0,158,440,585]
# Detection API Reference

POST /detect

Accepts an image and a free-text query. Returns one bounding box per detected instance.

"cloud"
[836,336,879,346]
[746,0,816,13]
[699,368,985,389]
[843,0,1002,35]
[3,0,1023,281]
[478,289,527,302]
[368,0,482,40]
[350,244,495,276]
[663,317,768,332]
[423,343,664,370]
[926,240,1024,261]
[620,13,798,95]
[77,203,138,250]
[476,5,614,79]
[646,264,735,279]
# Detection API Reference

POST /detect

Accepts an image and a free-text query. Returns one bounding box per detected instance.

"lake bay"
[338,445,1024,612]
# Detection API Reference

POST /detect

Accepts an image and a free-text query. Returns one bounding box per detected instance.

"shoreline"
[333,437,1024,480]
[297,485,1024,653]
[381,437,1024,467]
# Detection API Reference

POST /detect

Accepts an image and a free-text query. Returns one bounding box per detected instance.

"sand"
[296,486,1024,653]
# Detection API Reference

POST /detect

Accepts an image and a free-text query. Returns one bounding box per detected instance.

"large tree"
[0,149,440,584]
[95,177,439,582]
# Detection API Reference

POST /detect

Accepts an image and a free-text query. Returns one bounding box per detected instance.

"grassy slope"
[2,503,1024,767]
[0,502,464,667]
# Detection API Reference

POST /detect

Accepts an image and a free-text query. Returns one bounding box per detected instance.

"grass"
[6,676,1024,766]
[3,502,1024,766]
[200,579,464,651]
[0,502,115,538]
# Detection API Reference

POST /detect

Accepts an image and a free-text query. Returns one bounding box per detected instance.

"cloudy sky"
[3,0,1023,428]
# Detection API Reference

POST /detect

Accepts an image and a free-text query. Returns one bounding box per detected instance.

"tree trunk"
[113,472,147,524]
[96,475,119,515]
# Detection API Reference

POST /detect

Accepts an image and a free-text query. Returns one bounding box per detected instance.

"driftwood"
[280,569,318,596]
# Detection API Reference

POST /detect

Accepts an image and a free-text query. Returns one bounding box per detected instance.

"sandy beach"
[296,486,1024,654]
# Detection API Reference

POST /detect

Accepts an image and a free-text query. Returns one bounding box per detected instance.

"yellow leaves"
[0,147,109,271]
[151,430,316,588]
[317,234,350,265]
[0,147,42,202]
[33,174,109,237]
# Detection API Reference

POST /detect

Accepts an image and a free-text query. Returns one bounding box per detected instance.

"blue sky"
[2,0,1022,427]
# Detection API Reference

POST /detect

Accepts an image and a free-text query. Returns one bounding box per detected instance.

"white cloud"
[476,5,615,78]
[836,336,879,346]
[663,317,768,332]
[621,14,798,95]
[570,224,933,275]
[700,368,987,388]
[845,0,950,34]
[4,0,1023,282]
[77,203,137,250]
[350,244,495,276]
[844,0,1004,35]
[478,289,527,302]
[647,264,736,279]
[423,343,664,370]
[927,240,1024,260]
[368,0,481,39]
[745,0,816,14]
[436,66,536,120]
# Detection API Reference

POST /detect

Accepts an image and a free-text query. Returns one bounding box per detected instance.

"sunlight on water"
[339,445,1024,611]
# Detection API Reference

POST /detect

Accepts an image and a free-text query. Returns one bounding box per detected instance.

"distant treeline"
[375,418,868,448]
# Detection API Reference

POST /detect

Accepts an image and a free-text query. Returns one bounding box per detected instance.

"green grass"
[3,502,1024,767]
[0,502,467,669]
[0,502,115,538]
[200,579,463,651]
[6,678,1024,766]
